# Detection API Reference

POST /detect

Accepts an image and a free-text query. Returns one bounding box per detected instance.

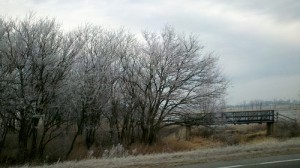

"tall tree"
[0,17,10,154]
[65,27,137,156]
[0,15,85,162]
[122,26,228,144]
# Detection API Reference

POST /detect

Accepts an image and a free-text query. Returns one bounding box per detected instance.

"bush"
[102,144,129,158]
[196,126,215,138]
[212,133,240,145]
[274,121,300,138]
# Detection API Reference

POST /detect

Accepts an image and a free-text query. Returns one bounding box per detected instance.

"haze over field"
[1,0,300,104]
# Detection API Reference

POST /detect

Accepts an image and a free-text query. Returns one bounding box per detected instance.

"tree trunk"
[0,126,8,154]
[29,117,40,160]
[85,128,96,149]
[65,128,80,159]
[66,113,84,159]
[17,120,29,163]
[37,131,47,160]
[141,125,157,145]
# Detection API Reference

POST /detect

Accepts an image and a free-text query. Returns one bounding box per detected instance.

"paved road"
[175,154,300,168]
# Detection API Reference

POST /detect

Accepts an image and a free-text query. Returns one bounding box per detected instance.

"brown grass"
[129,136,222,155]
[16,137,300,168]
[3,121,300,166]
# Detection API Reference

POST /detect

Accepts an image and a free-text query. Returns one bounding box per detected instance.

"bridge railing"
[221,110,275,124]
[165,110,276,126]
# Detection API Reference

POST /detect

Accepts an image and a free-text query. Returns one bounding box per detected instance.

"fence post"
[186,125,191,140]
[266,122,274,136]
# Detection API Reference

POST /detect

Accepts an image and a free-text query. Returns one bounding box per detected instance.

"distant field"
[277,109,300,119]
[226,104,300,120]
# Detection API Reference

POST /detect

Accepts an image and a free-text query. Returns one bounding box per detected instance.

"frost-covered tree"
[0,17,10,154]
[66,27,110,156]
[0,14,229,162]
[0,15,85,162]
[122,26,228,144]
[65,27,137,156]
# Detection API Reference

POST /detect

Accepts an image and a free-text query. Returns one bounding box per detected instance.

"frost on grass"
[17,137,300,168]
[102,144,129,158]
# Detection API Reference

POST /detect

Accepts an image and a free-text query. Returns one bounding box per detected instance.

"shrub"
[212,133,240,145]
[274,121,300,138]
[102,144,129,158]
[196,126,215,138]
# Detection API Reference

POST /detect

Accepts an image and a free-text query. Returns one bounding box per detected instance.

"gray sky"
[1,0,300,104]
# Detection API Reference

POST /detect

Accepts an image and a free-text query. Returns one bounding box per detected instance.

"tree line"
[0,15,228,163]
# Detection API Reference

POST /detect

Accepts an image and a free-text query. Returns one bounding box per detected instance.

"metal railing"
[166,110,276,126]
[221,110,275,124]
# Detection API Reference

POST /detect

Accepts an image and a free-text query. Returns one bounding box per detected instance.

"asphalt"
[175,153,300,168]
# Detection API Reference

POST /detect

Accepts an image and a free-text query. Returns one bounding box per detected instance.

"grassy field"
[9,120,300,168]
[15,137,300,168]
[4,109,300,167]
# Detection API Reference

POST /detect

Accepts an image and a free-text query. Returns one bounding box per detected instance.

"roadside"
[15,137,300,168]
[174,154,300,168]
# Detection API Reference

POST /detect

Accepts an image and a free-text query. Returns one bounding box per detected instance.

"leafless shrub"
[274,121,300,138]
[195,126,215,138]
[213,133,240,145]
[102,144,129,158]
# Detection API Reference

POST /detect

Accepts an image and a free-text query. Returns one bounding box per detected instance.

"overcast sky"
[1,0,300,105]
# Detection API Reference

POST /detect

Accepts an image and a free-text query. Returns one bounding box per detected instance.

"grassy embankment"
[13,120,300,168]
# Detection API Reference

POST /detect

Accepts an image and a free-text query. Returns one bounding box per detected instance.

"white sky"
[1,0,300,105]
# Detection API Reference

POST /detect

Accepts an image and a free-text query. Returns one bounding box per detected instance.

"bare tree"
[66,27,108,157]
[65,27,137,156]
[0,17,8,154]
[0,15,229,162]
[250,100,263,110]
[121,26,228,144]
[34,28,86,160]
[0,15,85,162]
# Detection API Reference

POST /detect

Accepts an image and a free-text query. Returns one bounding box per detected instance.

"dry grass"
[274,121,300,137]
[129,136,222,155]
[5,121,300,167]
[15,137,300,168]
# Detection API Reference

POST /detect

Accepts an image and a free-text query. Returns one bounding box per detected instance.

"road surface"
[175,154,300,168]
